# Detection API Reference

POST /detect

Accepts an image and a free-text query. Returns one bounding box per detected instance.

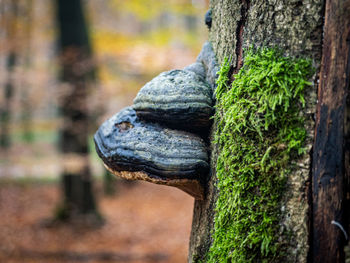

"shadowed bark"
[312,1,350,262]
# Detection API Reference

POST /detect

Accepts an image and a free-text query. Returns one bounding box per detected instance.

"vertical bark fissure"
[230,0,250,78]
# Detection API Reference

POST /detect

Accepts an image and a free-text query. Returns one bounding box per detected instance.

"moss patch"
[207,48,313,262]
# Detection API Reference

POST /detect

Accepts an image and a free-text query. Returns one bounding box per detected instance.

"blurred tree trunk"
[0,0,18,149]
[189,0,349,262]
[20,0,34,143]
[55,0,101,224]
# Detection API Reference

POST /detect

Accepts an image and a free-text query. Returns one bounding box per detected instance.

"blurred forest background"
[0,0,208,262]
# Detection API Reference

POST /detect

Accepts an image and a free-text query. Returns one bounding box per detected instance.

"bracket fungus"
[94,42,219,200]
[94,107,209,199]
[133,69,213,132]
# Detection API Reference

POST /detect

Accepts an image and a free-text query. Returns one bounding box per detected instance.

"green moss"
[206,47,313,262]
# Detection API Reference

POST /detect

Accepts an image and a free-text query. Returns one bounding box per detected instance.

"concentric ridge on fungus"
[133,69,213,132]
[94,107,209,199]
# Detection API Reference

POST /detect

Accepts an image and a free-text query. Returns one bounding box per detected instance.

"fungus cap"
[94,107,208,199]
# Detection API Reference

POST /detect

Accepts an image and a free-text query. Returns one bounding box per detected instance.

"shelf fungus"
[94,42,219,200]
[94,107,209,200]
[133,69,213,133]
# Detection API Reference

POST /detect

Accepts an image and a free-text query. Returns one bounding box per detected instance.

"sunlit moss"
[206,47,314,262]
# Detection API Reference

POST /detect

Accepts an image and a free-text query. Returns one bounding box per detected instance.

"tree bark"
[189,0,327,262]
[312,1,350,262]
[55,0,101,223]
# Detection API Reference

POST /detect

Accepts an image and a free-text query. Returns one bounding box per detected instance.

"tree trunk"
[0,0,18,149]
[20,0,34,143]
[55,0,101,224]
[188,0,348,262]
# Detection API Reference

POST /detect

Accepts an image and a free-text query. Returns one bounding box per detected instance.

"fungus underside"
[206,48,313,262]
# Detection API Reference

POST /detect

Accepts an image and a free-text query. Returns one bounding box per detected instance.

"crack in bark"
[230,0,250,80]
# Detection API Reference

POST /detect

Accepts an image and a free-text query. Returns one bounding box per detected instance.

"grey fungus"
[94,42,219,200]
[205,9,212,29]
[196,42,219,93]
[133,69,213,133]
[184,62,206,80]
[94,107,208,199]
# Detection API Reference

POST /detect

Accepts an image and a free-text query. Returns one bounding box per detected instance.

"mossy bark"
[189,0,324,262]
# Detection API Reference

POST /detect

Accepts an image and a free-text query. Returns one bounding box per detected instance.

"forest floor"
[0,180,194,263]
